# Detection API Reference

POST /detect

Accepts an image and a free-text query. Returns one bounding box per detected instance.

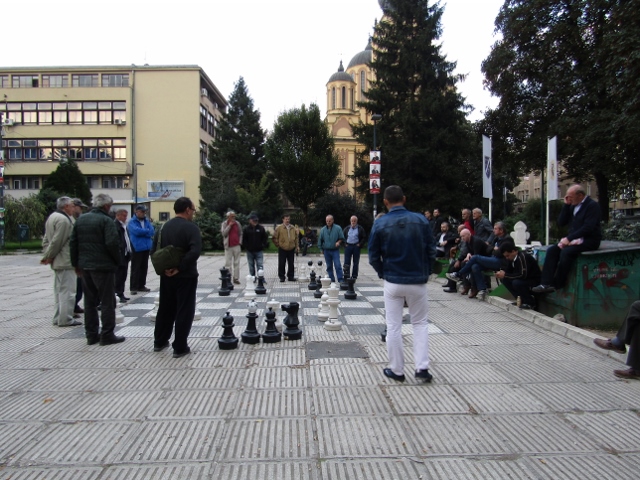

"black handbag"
[150,224,185,275]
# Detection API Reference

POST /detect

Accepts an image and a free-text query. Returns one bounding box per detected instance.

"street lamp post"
[371,113,382,219]
[133,162,144,206]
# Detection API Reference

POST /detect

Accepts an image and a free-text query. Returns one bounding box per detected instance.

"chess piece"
[282,302,302,340]
[318,288,330,322]
[308,268,318,291]
[244,274,256,297]
[314,273,326,299]
[150,292,160,322]
[218,267,231,296]
[266,299,283,332]
[241,299,261,344]
[300,264,308,282]
[218,311,238,350]
[261,307,282,343]
[340,262,350,290]
[344,277,357,300]
[255,268,267,295]
[115,303,124,325]
[324,283,342,331]
[194,310,202,321]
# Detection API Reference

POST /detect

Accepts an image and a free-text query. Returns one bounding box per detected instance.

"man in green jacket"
[70,193,124,346]
[318,214,346,283]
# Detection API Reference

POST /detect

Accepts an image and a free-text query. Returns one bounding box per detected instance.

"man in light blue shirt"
[318,215,346,283]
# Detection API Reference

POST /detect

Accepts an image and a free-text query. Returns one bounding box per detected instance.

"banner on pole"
[547,136,558,201]
[482,135,492,199]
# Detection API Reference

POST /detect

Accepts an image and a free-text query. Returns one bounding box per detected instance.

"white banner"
[482,135,492,199]
[547,136,558,201]
[147,181,185,201]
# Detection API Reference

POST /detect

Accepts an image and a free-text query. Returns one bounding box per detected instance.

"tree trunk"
[594,171,609,223]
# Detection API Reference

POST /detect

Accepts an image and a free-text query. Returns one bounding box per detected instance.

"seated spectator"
[472,208,493,242]
[496,242,541,309]
[435,222,458,258]
[446,221,512,301]
[593,300,640,380]
[461,209,475,235]
[443,229,486,294]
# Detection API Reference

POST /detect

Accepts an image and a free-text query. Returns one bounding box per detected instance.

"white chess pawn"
[150,292,160,323]
[244,273,256,297]
[324,283,342,330]
[318,290,330,322]
[115,303,125,325]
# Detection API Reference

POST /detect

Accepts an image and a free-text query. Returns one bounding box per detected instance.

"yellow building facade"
[325,40,376,197]
[0,65,226,221]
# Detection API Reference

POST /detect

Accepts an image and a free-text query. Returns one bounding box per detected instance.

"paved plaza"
[0,252,639,479]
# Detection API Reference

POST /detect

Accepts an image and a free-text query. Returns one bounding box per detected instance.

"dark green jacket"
[71,208,120,271]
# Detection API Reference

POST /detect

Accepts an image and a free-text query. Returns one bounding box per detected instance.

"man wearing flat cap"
[221,210,242,284]
[128,204,155,295]
[242,213,268,279]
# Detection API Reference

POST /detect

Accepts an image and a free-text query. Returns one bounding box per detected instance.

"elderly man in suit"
[533,184,601,293]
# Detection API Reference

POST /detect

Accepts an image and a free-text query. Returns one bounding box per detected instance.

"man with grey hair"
[41,196,80,327]
[71,193,124,346]
[472,208,493,242]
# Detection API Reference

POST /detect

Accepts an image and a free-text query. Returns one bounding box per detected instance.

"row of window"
[200,105,216,136]
[331,87,356,110]
[6,175,130,190]
[2,138,126,161]
[0,74,129,89]
[1,101,126,126]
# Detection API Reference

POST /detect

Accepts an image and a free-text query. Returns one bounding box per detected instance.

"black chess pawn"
[281,302,302,340]
[261,307,282,343]
[308,269,318,291]
[218,267,230,296]
[255,274,267,295]
[218,311,238,350]
[225,268,234,291]
[314,277,324,299]
[344,277,357,300]
[241,301,261,344]
[340,263,351,290]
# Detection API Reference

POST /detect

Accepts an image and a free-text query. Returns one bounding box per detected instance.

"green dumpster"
[536,241,640,328]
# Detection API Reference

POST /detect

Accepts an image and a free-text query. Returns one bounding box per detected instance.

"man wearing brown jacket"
[272,214,298,282]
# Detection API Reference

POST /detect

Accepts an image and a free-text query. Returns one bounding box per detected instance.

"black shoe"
[383,368,405,382]
[138,287,151,292]
[130,290,138,295]
[153,341,170,352]
[173,347,191,358]
[532,284,555,293]
[279,277,286,282]
[59,320,82,327]
[87,336,100,346]
[442,288,457,293]
[100,335,126,346]
[74,306,84,314]
[117,294,130,302]
[415,369,433,383]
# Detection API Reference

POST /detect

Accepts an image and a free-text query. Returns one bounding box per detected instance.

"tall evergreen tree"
[265,104,341,228]
[200,77,281,219]
[482,0,640,222]
[352,0,478,212]
[42,159,92,206]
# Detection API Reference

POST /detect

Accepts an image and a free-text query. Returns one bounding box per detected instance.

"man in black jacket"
[443,229,486,294]
[151,197,202,358]
[70,193,123,346]
[114,208,132,303]
[343,215,367,279]
[533,184,602,293]
[496,242,541,309]
[242,213,268,278]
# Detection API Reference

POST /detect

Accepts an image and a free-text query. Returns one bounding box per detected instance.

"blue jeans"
[323,249,344,282]
[458,255,504,291]
[344,245,361,278]
[246,251,264,277]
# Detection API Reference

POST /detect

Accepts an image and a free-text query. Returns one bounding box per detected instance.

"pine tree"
[353,0,478,212]
[200,77,281,219]
[42,159,92,206]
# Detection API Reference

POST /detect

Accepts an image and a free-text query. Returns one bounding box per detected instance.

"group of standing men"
[42,195,202,357]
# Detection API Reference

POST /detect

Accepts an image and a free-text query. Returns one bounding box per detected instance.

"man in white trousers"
[368,185,436,382]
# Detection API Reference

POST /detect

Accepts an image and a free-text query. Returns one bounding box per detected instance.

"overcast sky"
[3,0,504,130]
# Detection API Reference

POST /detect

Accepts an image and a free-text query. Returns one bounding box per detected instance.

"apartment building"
[0,65,226,220]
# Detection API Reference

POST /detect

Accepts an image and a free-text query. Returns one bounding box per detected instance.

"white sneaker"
[477,290,487,301]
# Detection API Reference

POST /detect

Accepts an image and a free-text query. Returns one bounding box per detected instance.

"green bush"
[2,194,47,242]
[193,208,251,251]
[603,213,640,242]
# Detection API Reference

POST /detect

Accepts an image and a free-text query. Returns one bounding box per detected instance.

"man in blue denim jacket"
[368,185,436,383]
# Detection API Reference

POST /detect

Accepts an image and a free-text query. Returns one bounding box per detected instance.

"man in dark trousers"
[128,204,155,295]
[151,197,202,358]
[242,213,268,278]
[343,215,367,279]
[533,184,602,293]
[114,208,132,303]
[593,300,640,380]
[442,228,486,294]
[70,193,124,346]
[496,242,541,309]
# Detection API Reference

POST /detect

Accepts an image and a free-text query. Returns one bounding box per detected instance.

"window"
[42,75,69,87]
[38,111,53,124]
[72,74,99,87]
[360,71,366,98]
[7,137,126,162]
[83,111,98,124]
[68,111,82,124]
[86,176,97,188]
[53,111,68,124]
[13,179,21,189]
[101,74,129,87]
[200,105,207,130]
[332,88,336,109]
[0,75,9,88]
[12,75,39,88]
[99,111,112,123]
[350,88,354,110]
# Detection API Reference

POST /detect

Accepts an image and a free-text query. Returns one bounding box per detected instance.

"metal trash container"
[17,224,29,244]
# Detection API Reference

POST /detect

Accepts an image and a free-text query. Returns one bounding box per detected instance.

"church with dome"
[324,38,375,197]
